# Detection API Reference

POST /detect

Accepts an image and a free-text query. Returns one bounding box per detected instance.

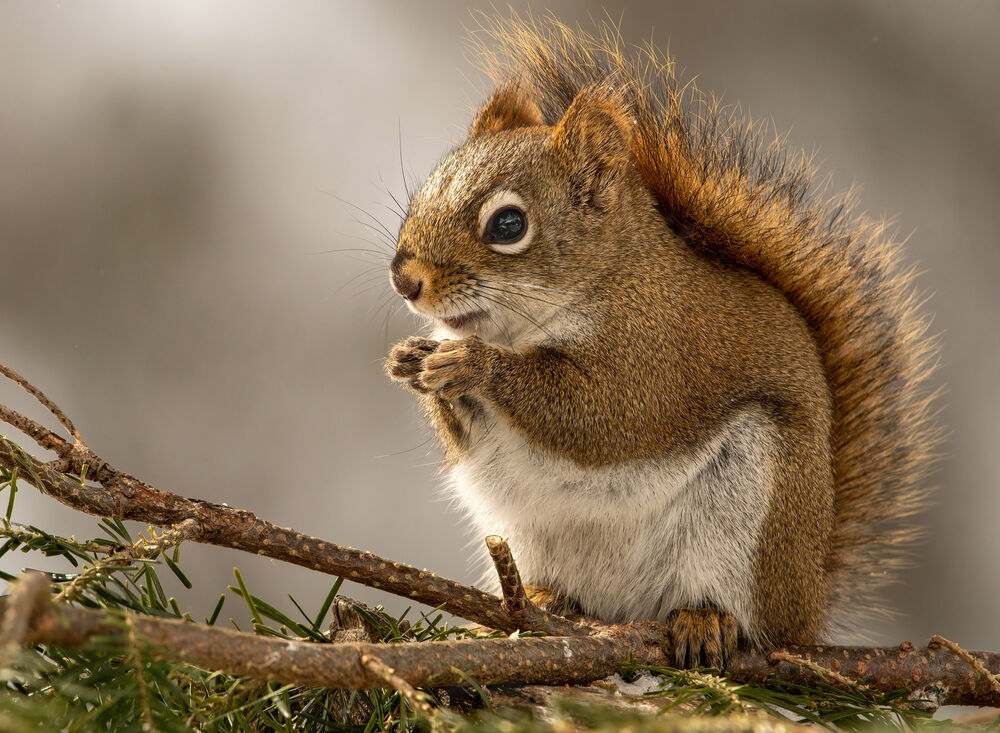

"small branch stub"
[486,535,529,614]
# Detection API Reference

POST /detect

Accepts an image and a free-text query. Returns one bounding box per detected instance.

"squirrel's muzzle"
[390,251,424,302]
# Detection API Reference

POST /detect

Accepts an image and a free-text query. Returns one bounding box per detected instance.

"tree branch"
[2,573,999,707]
[5,366,1000,711]
[0,434,578,634]
[11,583,657,689]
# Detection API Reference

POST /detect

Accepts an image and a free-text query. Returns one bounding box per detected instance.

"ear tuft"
[469,81,543,139]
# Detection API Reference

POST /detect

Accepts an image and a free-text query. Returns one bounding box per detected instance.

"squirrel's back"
[470,13,941,632]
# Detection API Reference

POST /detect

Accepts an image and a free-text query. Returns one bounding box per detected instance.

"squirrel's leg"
[666,414,833,668]
[419,394,467,458]
[751,417,834,646]
[385,337,471,457]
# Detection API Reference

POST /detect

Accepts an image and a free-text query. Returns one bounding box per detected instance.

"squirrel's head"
[390,82,656,345]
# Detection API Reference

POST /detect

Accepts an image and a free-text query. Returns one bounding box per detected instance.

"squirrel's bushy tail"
[471,12,942,632]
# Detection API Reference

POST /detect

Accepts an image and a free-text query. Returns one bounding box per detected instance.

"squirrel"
[384,15,940,668]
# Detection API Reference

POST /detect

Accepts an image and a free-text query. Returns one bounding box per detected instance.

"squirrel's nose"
[390,251,424,301]
[390,265,423,303]
[394,274,423,301]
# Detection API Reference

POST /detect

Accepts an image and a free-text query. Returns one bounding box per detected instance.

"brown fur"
[385,14,939,645]
[465,12,941,636]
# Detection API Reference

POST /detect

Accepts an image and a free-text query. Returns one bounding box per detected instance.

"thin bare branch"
[0,436,583,635]
[361,653,437,720]
[930,635,1000,696]
[0,364,82,443]
[485,534,581,636]
[486,535,528,613]
[0,404,69,454]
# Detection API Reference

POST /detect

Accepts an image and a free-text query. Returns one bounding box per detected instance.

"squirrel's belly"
[447,404,776,641]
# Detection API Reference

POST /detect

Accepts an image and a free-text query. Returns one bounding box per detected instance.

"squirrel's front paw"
[417,337,494,400]
[386,337,439,392]
[667,606,739,669]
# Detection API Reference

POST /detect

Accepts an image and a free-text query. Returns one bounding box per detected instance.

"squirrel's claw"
[667,606,739,669]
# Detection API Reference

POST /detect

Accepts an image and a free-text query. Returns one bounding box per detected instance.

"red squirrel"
[385,15,939,668]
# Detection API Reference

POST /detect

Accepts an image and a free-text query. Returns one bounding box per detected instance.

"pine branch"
[2,571,1000,707]
[4,363,1000,719]
[0,428,579,636]
[6,575,655,689]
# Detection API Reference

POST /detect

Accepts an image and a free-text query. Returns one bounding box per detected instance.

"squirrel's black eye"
[484,206,527,245]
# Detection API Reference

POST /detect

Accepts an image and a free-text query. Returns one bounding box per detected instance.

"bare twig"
[486,535,528,614]
[361,653,437,720]
[484,535,581,635]
[0,404,68,455]
[0,435,582,636]
[930,635,1000,696]
[0,365,81,443]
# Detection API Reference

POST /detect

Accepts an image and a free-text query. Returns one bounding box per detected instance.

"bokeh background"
[1,1,997,647]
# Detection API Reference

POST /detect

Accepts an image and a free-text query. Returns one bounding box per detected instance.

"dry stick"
[0,370,584,635]
[0,405,68,455]
[361,653,438,720]
[17,592,652,690]
[930,635,1000,696]
[485,534,577,636]
[0,434,580,637]
[0,365,81,443]
[486,535,529,614]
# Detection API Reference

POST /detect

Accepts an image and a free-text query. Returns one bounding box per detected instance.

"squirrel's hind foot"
[524,584,583,618]
[667,606,739,670]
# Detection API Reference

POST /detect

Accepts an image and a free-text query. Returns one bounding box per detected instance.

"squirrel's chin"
[438,310,487,331]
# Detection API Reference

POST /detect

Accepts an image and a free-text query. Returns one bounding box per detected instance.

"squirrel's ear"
[551,87,632,207]
[469,81,543,139]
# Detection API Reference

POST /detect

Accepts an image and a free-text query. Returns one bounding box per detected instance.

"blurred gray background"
[1,2,997,646]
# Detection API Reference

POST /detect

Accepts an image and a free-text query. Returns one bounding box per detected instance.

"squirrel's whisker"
[472,291,558,341]
[474,281,578,315]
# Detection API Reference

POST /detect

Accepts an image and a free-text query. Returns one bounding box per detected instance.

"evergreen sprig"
[0,462,974,731]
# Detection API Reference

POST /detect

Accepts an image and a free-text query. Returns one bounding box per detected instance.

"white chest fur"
[447,404,776,642]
